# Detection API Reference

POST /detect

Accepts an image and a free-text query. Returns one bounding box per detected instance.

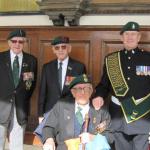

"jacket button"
[13,90,16,94]
[128,66,131,69]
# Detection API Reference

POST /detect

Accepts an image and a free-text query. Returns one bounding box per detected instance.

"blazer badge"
[23,72,34,90]
[65,76,75,86]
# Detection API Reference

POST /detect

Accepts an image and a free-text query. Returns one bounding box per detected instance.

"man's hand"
[38,117,44,124]
[79,132,95,144]
[43,138,55,150]
[92,97,104,110]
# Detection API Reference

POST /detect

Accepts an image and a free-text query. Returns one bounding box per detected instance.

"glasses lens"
[18,40,24,44]
[84,87,91,92]
[11,40,24,44]
[73,87,91,93]
[61,45,67,50]
[54,45,67,50]
[54,46,59,50]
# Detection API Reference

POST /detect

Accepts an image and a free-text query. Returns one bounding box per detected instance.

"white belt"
[112,95,145,106]
[111,96,121,106]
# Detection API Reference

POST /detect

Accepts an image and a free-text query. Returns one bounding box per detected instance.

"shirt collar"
[58,57,69,68]
[10,50,23,60]
[75,102,90,114]
[123,47,140,55]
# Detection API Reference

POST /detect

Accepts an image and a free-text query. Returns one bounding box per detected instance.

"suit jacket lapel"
[17,52,28,86]
[3,51,14,86]
[52,60,61,92]
[62,58,73,93]
[88,106,101,133]
[63,104,75,137]
[66,57,73,77]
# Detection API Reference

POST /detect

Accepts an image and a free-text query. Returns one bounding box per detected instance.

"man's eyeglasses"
[10,40,25,44]
[54,45,67,50]
[72,87,92,93]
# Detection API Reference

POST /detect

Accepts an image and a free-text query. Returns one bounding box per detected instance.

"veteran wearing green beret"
[38,74,112,150]
[38,36,86,123]
[93,21,150,150]
[0,29,37,150]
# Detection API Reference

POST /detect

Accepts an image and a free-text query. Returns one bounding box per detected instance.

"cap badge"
[83,74,88,82]
[132,24,135,29]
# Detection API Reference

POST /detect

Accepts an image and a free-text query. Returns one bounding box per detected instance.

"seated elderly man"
[41,74,113,150]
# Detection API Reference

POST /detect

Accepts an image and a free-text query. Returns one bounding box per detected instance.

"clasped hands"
[43,133,95,150]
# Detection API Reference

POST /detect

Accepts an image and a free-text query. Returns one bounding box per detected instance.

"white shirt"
[10,50,23,76]
[58,57,69,89]
[75,102,90,121]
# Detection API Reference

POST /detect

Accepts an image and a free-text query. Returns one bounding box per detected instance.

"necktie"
[13,55,19,88]
[58,62,62,91]
[76,107,83,125]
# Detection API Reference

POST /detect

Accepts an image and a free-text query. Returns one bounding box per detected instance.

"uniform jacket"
[38,57,86,116]
[95,47,150,134]
[42,98,112,150]
[0,50,37,125]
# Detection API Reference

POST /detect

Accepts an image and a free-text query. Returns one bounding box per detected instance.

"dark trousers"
[113,132,148,150]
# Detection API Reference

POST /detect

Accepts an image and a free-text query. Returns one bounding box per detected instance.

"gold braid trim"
[106,52,129,96]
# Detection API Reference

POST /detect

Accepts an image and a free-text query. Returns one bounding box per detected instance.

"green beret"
[69,74,91,89]
[51,36,69,45]
[7,29,26,40]
[120,21,140,35]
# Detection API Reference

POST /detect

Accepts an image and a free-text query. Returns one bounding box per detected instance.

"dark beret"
[69,74,91,89]
[51,36,69,45]
[7,29,26,40]
[120,21,140,35]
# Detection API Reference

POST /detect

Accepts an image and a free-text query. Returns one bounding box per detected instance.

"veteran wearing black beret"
[7,29,26,40]
[38,74,112,150]
[38,35,86,123]
[51,36,69,45]
[0,29,37,150]
[93,21,150,150]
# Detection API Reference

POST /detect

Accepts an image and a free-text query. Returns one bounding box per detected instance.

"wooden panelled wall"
[0,26,150,131]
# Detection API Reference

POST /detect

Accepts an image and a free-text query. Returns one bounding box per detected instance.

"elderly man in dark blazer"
[41,74,113,150]
[0,29,37,150]
[38,36,86,123]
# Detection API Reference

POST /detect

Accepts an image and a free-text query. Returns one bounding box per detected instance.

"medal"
[93,117,96,124]
[25,80,32,90]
